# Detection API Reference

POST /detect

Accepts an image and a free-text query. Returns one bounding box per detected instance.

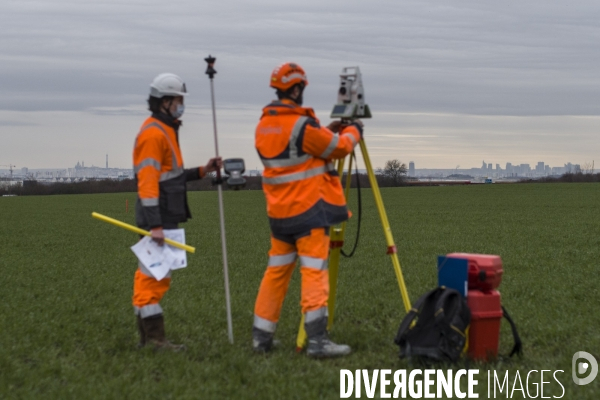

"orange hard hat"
[270,62,308,91]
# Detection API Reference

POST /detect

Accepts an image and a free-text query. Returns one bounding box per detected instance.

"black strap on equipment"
[341,152,362,258]
[502,305,523,357]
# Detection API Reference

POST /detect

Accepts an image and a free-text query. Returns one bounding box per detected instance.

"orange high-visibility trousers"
[132,267,171,318]
[253,228,330,333]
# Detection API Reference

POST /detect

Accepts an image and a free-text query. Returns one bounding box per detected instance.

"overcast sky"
[1,0,599,170]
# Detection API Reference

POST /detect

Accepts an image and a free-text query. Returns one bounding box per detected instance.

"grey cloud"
[1,0,599,171]
[2,1,600,115]
[0,120,37,127]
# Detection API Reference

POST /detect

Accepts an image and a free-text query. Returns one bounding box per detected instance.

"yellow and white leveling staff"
[91,212,195,253]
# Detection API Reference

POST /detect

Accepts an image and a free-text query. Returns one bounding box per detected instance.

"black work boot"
[305,316,351,358]
[252,327,275,353]
[136,315,146,348]
[142,314,186,352]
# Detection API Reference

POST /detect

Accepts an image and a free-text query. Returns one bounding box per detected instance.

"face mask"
[172,104,185,119]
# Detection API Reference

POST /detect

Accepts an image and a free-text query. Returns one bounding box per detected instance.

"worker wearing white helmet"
[132,73,222,350]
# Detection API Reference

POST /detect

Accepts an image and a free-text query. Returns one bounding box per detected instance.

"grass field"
[1,183,599,399]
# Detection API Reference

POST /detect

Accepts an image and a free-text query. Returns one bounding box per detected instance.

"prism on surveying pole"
[205,55,234,344]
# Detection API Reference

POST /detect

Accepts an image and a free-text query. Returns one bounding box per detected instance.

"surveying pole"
[205,55,234,344]
[296,67,411,351]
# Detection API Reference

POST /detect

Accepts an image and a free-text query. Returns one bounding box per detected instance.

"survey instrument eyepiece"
[205,55,217,79]
[223,158,246,190]
[330,66,371,120]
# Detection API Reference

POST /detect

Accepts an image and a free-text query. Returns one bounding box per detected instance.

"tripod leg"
[327,227,343,330]
[328,155,353,329]
[359,139,412,312]
[295,314,306,352]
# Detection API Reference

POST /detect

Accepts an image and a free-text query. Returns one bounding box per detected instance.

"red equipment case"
[467,289,503,361]
[446,253,503,292]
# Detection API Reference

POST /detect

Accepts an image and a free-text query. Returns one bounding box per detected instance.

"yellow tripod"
[296,138,412,350]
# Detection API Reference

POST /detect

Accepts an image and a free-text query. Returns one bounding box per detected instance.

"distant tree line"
[0,179,138,196]
[0,177,265,196]
[519,172,600,184]
[0,175,408,197]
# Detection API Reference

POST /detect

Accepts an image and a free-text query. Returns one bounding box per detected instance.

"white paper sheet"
[130,229,188,280]
[164,229,187,270]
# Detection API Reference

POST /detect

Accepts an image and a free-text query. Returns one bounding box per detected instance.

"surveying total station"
[330,67,372,119]
[296,66,411,350]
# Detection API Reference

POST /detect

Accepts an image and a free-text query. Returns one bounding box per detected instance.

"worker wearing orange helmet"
[133,73,222,350]
[253,63,363,358]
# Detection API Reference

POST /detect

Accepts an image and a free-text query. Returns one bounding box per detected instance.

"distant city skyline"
[0,158,590,172]
[0,157,590,181]
[407,159,585,179]
[2,108,598,172]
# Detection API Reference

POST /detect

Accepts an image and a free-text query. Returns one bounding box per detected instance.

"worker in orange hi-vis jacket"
[253,63,363,358]
[133,73,222,351]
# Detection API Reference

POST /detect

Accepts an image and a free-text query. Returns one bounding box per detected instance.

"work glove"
[328,120,364,138]
[351,119,364,139]
[326,120,342,133]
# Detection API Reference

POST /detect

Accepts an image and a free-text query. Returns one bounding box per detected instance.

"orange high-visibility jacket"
[255,100,362,234]
[133,114,205,229]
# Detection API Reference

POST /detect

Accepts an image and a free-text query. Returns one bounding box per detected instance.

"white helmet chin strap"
[161,97,174,117]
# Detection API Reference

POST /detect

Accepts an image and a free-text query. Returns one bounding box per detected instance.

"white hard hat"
[149,73,188,98]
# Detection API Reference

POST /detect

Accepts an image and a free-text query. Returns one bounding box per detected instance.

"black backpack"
[394,287,470,362]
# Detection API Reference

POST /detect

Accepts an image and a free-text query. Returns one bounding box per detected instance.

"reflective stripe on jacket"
[133,114,203,229]
[255,100,362,234]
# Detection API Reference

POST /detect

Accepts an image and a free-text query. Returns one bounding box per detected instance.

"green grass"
[1,183,599,399]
